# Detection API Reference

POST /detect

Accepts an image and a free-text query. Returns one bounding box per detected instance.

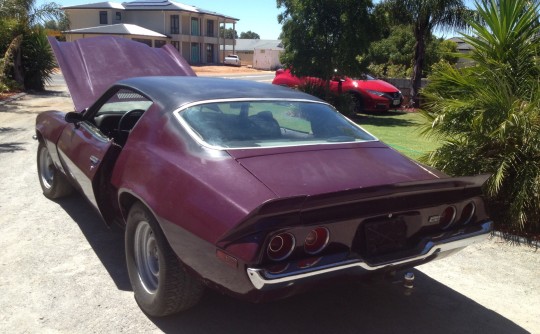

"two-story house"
[62,0,239,65]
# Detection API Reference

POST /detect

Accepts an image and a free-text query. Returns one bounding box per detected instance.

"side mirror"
[65,112,84,125]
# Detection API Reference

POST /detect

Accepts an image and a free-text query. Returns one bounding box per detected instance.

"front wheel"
[125,202,204,317]
[37,141,73,199]
[348,92,363,114]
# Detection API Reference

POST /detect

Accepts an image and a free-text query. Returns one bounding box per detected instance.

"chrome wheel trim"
[38,146,55,189]
[134,221,159,294]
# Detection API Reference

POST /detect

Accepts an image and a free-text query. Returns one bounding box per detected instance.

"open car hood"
[48,36,196,112]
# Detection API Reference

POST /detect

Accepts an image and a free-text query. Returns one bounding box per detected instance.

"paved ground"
[0,74,539,333]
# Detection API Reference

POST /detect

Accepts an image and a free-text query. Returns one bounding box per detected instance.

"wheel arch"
[118,190,159,227]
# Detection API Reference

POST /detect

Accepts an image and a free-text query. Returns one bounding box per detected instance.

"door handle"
[90,155,100,165]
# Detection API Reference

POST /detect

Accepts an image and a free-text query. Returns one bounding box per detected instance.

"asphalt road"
[0,77,539,333]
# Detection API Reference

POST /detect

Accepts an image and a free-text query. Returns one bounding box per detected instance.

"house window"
[115,12,121,21]
[171,41,180,51]
[170,15,179,34]
[206,20,214,37]
[132,38,152,47]
[191,43,200,63]
[99,11,107,24]
[191,17,199,36]
[206,44,214,63]
[154,40,166,48]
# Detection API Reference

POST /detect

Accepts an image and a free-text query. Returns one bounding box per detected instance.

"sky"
[38,0,479,40]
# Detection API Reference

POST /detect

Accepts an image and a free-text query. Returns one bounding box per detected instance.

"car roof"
[116,76,324,110]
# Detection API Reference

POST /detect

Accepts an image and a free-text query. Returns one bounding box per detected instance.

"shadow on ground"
[57,193,131,291]
[0,142,26,153]
[56,196,527,334]
[152,273,526,334]
[354,113,417,128]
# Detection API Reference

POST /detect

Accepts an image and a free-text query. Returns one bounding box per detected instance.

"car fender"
[35,110,70,173]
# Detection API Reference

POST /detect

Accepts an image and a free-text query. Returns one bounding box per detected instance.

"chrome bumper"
[247,221,493,290]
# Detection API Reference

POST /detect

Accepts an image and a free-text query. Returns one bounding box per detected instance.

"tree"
[239,30,260,39]
[277,0,374,82]
[0,0,63,90]
[220,27,238,39]
[420,0,540,233]
[379,0,469,107]
[367,25,458,78]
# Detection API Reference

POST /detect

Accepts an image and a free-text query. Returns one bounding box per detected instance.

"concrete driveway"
[0,77,538,333]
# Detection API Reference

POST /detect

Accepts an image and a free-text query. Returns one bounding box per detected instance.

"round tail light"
[439,206,456,229]
[304,227,329,254]
[460,202,476,225]
[267,232,295,261]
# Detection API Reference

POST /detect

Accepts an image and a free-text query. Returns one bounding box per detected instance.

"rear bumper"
[247,221,492,290]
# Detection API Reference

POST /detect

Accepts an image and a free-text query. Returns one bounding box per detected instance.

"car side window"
[92,88,153,142]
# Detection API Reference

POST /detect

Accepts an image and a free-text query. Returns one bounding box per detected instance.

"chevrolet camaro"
[35,36,492,317]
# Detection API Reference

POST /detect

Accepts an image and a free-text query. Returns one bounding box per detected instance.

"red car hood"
[48,36,196,112]
[354,79,398,93]
[228,143,436,197]
[355,79,400,93]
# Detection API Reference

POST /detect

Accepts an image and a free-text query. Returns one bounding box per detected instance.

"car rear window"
[178,100,376,149]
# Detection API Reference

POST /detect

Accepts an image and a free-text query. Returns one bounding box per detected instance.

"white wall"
[66,9,104,29]
[252,49,282,70]
[125,11,165,34]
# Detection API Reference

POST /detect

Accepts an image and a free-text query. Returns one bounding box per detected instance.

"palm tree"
[379,0,469,107]
[0,0,63,89]
[420,0,540,233]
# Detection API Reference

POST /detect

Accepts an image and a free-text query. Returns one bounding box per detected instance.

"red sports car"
[36,37,492,317]
[272,69,403,112]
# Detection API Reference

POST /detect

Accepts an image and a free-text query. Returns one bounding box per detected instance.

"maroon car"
[36,37,492,317]
[272,68,403,112]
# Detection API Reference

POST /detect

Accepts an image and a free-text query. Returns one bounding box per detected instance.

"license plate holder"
[364,218,407,256]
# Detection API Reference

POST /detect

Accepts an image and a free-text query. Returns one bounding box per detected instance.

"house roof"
[63,0,238,21]
[448,37,474,51]
[62,1,125,9]
[63,23,167,38]
[222,39,283,52]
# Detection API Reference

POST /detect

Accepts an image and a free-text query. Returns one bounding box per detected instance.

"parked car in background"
[272,68,403,113]
[224,54,241,66]
[36,36,492,317]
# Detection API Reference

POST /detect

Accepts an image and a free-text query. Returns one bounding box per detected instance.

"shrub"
[420,0,540,233]
[21,28,56,90]
[297,80,356,117]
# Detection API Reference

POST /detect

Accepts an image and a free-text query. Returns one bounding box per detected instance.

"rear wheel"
[125,202,204,317]
[37,141,73,199]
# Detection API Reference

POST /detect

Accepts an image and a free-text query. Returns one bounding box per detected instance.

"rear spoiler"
[217,174,491,245]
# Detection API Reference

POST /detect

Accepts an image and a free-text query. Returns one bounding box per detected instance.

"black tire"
[37,141,73,199]
[348,92,363,114]
[125,202,204,317]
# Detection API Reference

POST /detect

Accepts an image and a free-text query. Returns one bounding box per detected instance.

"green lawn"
[354,111,440,161]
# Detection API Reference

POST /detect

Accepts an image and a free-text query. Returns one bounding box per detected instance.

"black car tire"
[125,202,204,317]
[37,141,73,199]
[348,92,364,113]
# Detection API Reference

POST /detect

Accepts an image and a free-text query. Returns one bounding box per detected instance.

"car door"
[57,115,115,211]
[57,87,152,214]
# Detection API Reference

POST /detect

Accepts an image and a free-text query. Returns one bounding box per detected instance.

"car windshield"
[179,100,376,149]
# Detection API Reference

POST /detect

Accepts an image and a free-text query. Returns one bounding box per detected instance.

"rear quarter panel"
[111,104,277,246]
